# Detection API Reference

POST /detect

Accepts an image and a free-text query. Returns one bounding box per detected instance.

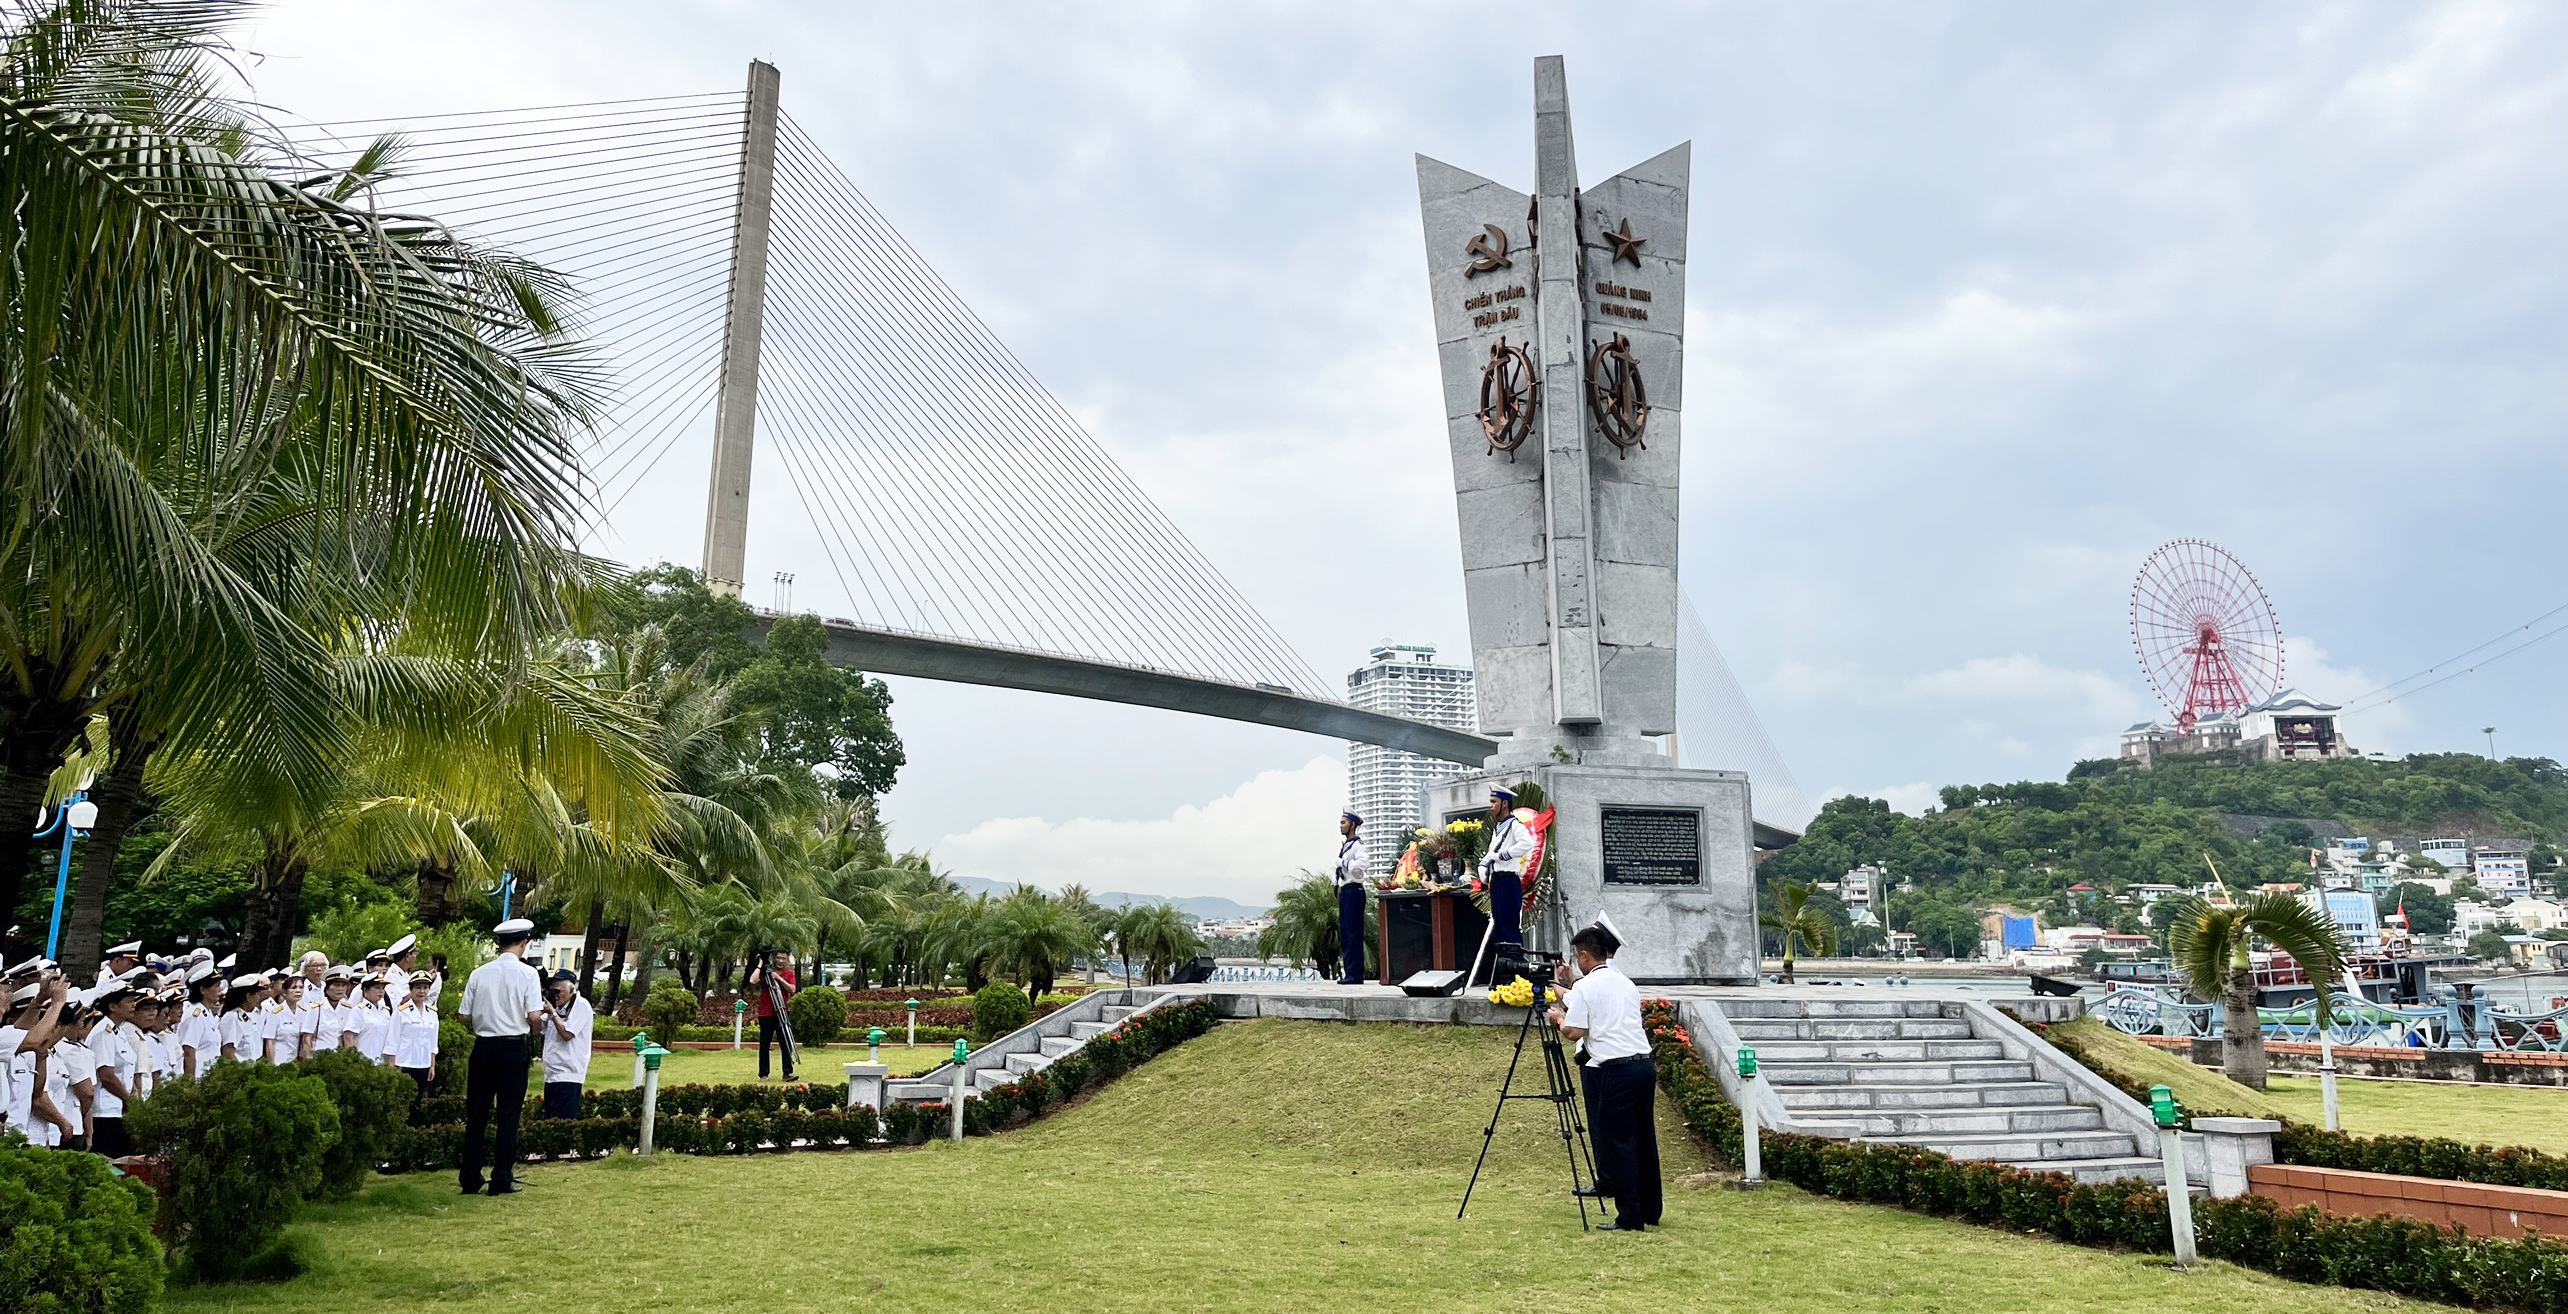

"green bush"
[786,984,848,1047]
[2275,1122,2568,1193]
[0,1135,164,1313]
[301,1047,420,1200]
[434,1016,472,1094]
[970,981,1032,1042]
[641,981,700,1044]
[127,1059,341,1283]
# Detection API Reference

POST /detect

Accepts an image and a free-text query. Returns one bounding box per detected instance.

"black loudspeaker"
[1170,955,1216,984]
[1400,969,1467,998]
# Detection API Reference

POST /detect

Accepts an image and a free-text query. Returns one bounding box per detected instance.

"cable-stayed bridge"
[279,63,1808,836]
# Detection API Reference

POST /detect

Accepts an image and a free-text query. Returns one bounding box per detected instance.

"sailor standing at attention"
[1334,812,1370,986]
[455,918,546,1196]
[1478,786,1536,953]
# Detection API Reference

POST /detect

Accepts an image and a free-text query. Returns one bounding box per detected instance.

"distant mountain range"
[947,875,1268,919]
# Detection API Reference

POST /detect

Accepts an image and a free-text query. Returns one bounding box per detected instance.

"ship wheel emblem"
[1586,333,1649,456]
[1478,337,1538,459]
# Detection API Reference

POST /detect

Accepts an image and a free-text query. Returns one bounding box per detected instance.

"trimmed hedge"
[127,1059,341,1283]
[2276,1123,2568,1195]
[787,985,849,1047]
[0,1135,163,1313]
[1642,1000,2568,1312]
[388,999,1224,1165]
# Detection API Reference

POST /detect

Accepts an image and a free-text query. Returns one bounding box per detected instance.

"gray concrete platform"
[1164,981,2086,1027]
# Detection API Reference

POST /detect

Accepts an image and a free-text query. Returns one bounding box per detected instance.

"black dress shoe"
[486,1183,522,1196]
[1611,1220,1648,1232]
[1573,1186,1608,1198]
[459,1182,484,1196]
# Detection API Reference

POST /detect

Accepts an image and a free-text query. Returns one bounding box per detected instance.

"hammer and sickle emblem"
[1464,224,1512,276]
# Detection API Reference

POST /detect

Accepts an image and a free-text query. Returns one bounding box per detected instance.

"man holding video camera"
[1547,922,1661,1231]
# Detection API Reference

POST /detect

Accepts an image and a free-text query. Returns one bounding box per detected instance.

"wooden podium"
[1375,889,1491,985]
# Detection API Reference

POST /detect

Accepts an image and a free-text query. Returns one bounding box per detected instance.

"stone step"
[1071,1022,1112,1040]
[1040,1037,1083,1058]
[1875,1129,2141,1164]
[1004,1051,1050,1076]
[1715,998,1949,1020]
[1776,1081,2068,1110]
[1759,1059,2035,1087]
[972,1068,1008,1092]
[1101,1007,1137,1023]
[1737,1039,2006,1063]
[1728,1018,1974,1042]
[2042,1155,2167,1186]
[1826,1104,2105,1138]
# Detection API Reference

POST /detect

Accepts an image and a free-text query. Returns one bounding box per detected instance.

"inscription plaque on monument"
[1598,806,1701,886]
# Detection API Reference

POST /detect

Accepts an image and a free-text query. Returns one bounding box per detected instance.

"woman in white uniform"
[219,975,264,1063]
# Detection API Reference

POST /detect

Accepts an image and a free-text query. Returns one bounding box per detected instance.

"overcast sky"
[234,2,2567,904]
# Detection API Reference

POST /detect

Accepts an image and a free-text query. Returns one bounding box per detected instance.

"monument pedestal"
[1428,762,1758,985]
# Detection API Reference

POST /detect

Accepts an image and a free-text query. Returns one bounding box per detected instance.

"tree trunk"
[626,917,662,1007]
[61,730,151,971]
[964,952,987,993]
[576,898,605,1001]
[0,693,89,948]
[414,859,460,927]
[2221,966,2268,1090]
[239,855,310,970]
[1778,945,1796,986]
[604,919,632,1010]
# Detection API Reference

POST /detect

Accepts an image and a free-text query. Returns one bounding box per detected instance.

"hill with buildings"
[1758,753,2568,959]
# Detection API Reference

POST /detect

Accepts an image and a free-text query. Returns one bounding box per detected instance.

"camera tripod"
[1457,970,1600,1230]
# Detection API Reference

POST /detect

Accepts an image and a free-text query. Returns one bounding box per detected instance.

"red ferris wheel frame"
[2130,538,2285,729]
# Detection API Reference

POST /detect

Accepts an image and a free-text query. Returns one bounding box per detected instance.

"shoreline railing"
[2098,984,2567,1052]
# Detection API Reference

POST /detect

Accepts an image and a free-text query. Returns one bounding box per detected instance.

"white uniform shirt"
[1335,835,1367,886]
[539,996,594,1085]
[295,993,326,1051]
[90,1026,133,1118]
[130,1025,167,1097]
[457,955,543,1040]
[0,1025,29,1132]
[390,1001,441,1069]
[181,1003,222,1074]
[1561,962,1650,1066]
[353,1001,394,1064]
[1482,812,1536,876]
[47,1038,88,1143]
[309,1000,347,1052]
[220,1009,258,1062]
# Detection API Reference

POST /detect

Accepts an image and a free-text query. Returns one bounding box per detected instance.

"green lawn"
[2263,1074,2568,1154]
[170,1021,2418,1314]
[579,1043,947,1089]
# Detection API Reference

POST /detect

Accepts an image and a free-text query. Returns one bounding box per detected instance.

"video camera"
[1493,943,1561,991]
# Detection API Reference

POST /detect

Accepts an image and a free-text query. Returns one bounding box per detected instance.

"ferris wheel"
[2130,539,2284,728]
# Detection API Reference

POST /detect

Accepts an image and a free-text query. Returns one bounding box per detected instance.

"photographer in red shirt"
[746,950,797,1082]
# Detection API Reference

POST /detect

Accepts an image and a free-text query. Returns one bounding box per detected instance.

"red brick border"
[2250,1163,2568,1239]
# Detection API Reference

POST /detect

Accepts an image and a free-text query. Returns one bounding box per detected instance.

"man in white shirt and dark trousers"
[1548,922,1661,1231]
[1479,787,1535,954]
[536,969,593,1119]
[455,918,546,1196]
[1334,812,1368,985]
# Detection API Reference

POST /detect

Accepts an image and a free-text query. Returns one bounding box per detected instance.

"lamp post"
[1736,1046,1764,1188]
[34,792,98,960]
[867,1026,885,1064]
[949,1037,969,1143]
[905,997,919,1048]
[733,998,748,1050]
[636,1043,672,1154]
[630,1031,650,1089]
[2151,1084,2197,1267]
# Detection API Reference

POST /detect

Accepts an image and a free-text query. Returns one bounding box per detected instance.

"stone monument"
[1416,56,1756,984]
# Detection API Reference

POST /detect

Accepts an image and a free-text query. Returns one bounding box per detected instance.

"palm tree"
[1258,874,1349,977]
[1759,880,1838,985]
[2166,890,2346,1090]
[1120,903,1205,985]
[978,887,1097,997]
[0,4,601,940]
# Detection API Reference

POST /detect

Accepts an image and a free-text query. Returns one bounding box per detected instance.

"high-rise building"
[1346,643,1478,875]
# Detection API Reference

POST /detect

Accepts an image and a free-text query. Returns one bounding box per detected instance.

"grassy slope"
[2044,1016,2291,1119]
[2263,1076,2568,1154]
[168,1021,2414,1314]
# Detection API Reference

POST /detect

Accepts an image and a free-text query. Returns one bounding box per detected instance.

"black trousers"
[758,1014,794,1079]
[1489,871,1522,948]
[1581,1055,1662,1227]
[90,1116,130,1159]
[460,1035,531,1192]
[1337,882,1368,984]
[541,1081,584,1119]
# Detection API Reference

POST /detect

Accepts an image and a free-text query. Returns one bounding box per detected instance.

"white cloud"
[929,757,1345,906]
[2284,635,2415,756]
[1868,782,1944,817]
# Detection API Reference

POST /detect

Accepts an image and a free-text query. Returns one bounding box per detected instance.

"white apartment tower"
[1346,644,1479,875]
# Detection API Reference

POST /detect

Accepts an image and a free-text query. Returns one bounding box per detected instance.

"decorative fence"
[2098,984,2568,1052]
[1205,963,1325,983]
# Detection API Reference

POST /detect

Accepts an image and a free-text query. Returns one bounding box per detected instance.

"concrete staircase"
[888,993,1166,1106]
[1718,996,2164,1184]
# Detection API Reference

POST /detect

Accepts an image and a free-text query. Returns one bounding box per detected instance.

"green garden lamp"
[2149,1083,2180,1130]
[948,1037,970,1144]
[1736,1045,1764,1187]
[867,1026,886,1063]
[905,997,920,1049]
[2148,1083,2197,1266]
[630,1030,651,1089]
[733,996,749,1051]
[1736,1046,1757,1078]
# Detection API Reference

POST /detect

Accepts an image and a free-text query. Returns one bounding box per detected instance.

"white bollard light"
[630,1032,649,1090]
[637,1045,669,1155]
[949,1038,968,1144]
[733,998,746,1051]
[2150,1085,2197,1267]
[1736,1047,1765,1188]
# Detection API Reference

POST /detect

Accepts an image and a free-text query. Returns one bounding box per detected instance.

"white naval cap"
[492,918,536,941]
[185,963,218,986]
[105,940,142,957]
[230,973,265,990]
[8,982,38,1005]
[386,934,417,957]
